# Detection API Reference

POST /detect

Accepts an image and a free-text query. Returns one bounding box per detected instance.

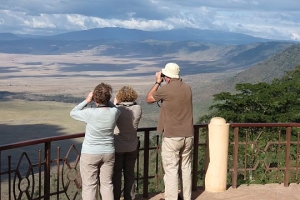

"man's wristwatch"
[155,82,161,85]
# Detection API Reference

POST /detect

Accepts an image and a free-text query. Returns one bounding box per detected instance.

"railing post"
[56,147,60,199]
[8,156,11,200]
[192,126,200,191]
[232,127,239,189]
[205,117,229,192]
[136,138,140,191]
[143,130,150,198]
[284,126,291,187]
[44,141,51,200]
[0,152,1,200]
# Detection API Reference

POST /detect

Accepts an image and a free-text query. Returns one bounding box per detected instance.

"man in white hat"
[146,63,194,200]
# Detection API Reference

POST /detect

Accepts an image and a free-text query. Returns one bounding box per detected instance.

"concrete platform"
[136,183,300,200]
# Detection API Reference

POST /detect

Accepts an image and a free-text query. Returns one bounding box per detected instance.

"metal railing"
[229,123,300,188]
[1,123,300,199]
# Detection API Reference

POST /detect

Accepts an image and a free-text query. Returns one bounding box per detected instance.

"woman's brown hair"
[93,83,112,105]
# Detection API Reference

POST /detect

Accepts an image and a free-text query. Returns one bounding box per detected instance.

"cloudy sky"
[0,0,300,41]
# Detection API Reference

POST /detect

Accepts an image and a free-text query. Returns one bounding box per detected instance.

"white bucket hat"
[162,63,180,78]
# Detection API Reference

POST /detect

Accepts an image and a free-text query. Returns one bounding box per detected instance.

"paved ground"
[136,183,300,200]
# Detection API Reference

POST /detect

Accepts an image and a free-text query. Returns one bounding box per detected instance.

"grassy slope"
[0,100,85,144]
[214,44,300,93]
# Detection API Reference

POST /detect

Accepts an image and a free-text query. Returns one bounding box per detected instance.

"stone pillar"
[205,117,229,192]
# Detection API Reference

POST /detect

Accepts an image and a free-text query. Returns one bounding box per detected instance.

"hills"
[0,27,274,45]
[1,27,298,80]
[0,27,295,78]
[1,27,300,120]
[216,44,300,93]
[0,27,278,58]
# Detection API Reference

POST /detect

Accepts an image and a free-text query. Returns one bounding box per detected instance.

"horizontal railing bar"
[230,123,300,127]
[2,123,299,151]
[230,141,288,144]
[0,133,85,151]
[0,169,16,175]
[229,167,300,172]
[136,175,160,180]
[0,125,189,152]
[0,127,159,151]
[137,127,158,131]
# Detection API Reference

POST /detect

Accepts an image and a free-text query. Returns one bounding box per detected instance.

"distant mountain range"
[0,27,295,76]
[0,27,278,45]
[2,27,300,118]
[0,27,299,82]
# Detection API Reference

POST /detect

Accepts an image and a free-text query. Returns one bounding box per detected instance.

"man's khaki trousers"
[162,136,194,200]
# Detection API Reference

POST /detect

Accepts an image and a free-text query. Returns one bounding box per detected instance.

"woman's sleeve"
[70,100,90,122]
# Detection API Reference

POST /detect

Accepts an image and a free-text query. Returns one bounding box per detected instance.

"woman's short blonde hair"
[116,86,138,102]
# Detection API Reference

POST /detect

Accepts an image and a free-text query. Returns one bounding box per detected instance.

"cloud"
[0,0,300,40]
[291,33,300,40]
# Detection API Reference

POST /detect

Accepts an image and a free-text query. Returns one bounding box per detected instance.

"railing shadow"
[0,123,83,172]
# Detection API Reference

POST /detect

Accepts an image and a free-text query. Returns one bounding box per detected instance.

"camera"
[161,73,165,82]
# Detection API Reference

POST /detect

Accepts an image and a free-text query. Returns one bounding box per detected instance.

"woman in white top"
[70,83,121,200]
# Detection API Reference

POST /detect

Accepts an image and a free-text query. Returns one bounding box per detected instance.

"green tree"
[199,65,300,123]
